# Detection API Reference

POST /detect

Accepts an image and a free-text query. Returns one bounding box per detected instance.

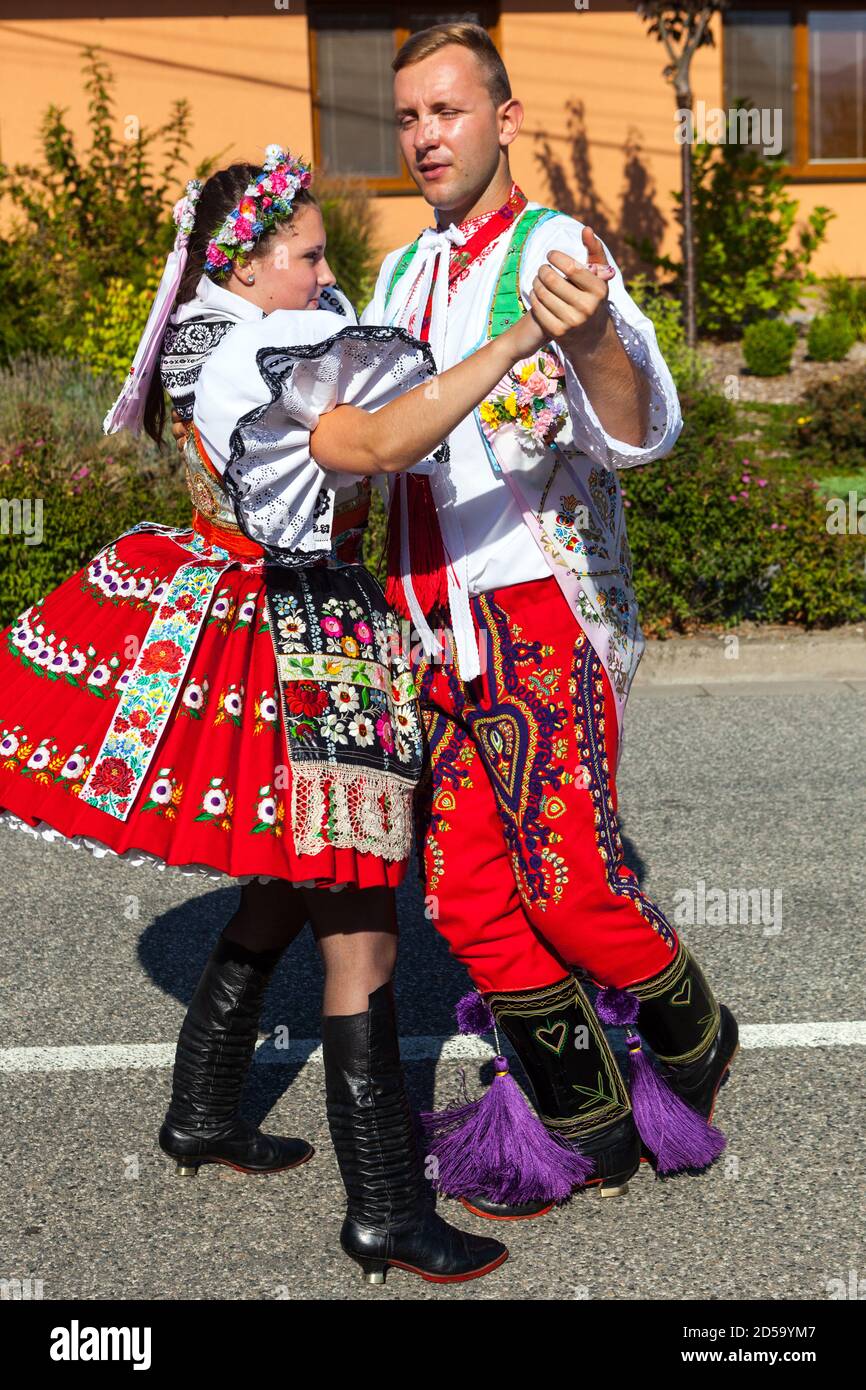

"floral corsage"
[478,350,567,448]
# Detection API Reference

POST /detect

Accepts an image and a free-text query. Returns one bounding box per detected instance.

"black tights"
[221,878,398,1015]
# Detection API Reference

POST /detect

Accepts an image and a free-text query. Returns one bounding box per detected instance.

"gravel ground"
[698,337,866,405]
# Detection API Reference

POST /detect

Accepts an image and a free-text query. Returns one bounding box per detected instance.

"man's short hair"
[392,21,512,108]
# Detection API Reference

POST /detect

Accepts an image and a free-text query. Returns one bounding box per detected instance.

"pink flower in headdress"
[206,241,229,268]
[261,196,273,208]
[299,169,312,187]
[270,170,288,195]
[239,198,257,218]
[234,215,254,241]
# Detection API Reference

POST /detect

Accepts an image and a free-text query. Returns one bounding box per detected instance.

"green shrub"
[823,275,866,340]
[314,172,379,314]
[623,437,865,632]
[806,312,856,363]
[0,356,189,622]
[632,136,834,340]
[795,368,866,468]
[742,320,797,376]
[628,275,707,391]
[63,266,164,384]
[0,48,207,364]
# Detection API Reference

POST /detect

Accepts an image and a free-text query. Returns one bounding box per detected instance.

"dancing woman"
[0,147,549,1283]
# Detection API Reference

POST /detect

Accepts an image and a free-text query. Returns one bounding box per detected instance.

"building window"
[723,3,866,177]
[309,4,501,191]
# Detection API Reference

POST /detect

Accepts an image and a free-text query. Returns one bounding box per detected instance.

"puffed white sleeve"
[518,215,683,469]
[197,309,446,563]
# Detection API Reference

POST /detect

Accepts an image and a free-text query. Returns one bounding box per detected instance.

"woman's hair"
[143,161,318,446]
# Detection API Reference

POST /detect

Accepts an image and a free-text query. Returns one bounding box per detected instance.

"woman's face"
[231,203,337,311]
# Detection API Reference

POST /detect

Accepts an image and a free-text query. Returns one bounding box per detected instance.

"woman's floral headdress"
[204,144,313,278]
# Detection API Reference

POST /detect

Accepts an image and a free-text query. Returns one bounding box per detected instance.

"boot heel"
[353,1255,388,1285]
[598,1179,629,1198]
[175,1160,201,1177]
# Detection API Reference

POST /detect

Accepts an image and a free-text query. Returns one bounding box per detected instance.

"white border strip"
[1,1022,864,1074]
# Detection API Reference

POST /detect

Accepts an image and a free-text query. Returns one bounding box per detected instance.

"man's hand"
[170,409,189,457]
[528,226,615,355]
[530,225,650,448]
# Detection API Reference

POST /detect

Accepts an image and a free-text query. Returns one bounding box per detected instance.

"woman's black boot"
[158,933,313,1175]
[460,975,642,1219]
[322,981,508,1285]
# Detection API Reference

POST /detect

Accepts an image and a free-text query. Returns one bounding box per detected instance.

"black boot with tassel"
[422,975,642,1220]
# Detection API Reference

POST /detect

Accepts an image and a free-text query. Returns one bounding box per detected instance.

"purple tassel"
[421,1056,594,1205]
[625,1032,726,1174]
[595,985,640,1027]
[455,991,495,1036]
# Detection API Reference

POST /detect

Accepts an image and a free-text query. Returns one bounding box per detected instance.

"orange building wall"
[0,4,862,277]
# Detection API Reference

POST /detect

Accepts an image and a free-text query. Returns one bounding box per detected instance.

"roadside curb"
[633,624,866,687]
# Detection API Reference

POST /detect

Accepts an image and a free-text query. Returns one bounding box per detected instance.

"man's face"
[393,45,509,214]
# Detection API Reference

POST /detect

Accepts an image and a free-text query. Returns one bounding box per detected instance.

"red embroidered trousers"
[413,575,680,995]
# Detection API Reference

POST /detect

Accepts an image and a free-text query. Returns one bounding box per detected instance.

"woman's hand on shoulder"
[171,410,189,456]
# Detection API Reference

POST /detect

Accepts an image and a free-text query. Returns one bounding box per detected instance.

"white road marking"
[0,1022,864,1074]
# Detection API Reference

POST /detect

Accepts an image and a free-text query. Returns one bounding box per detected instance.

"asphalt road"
[1,681,863,1302]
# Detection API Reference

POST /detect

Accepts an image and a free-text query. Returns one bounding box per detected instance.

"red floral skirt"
[0,522,409,889]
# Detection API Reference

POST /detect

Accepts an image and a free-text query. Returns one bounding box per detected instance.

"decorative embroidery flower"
[321,616,343,638]
[26,742,53,771]
[140,639,184,676]
[331,683,359,714]
[340,636,360,658]
[256,794,276,825]
[354,620,373,644]
[0,731,21,756]
[199,781,228,817]
[182,678,209,712]
[148,775,174,805]
[376,713,394,754]
[223,686,244,720]
[348,714,376,746]
[58,747,88,781]
[322,712,348,744]
[393,707,414,734]
[47,650,70,675]
[256,692,278,722]
[210,592,232,621]
[277,614,306,644]
[88,756,134,799]
[88,664,111,687]
[285,682,329,717]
